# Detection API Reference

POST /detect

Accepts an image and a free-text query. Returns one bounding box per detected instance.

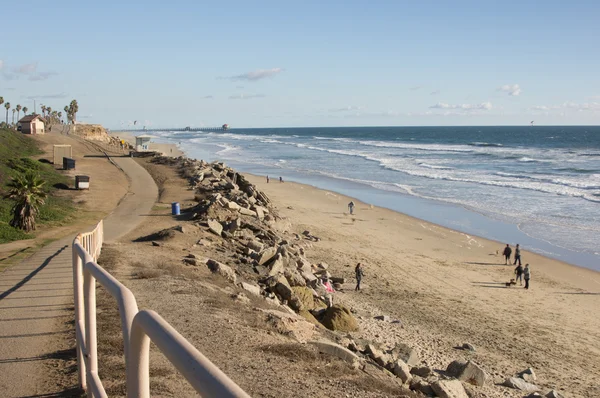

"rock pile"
[150,156,355,332]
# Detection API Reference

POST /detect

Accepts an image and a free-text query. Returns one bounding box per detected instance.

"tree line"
[0,96,79,128]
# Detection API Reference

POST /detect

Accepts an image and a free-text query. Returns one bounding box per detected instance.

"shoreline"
[244,172,600,288]
[118,131,599,273]
[249,172,600,279]
[147,133,600,272]
[98,153,600,397]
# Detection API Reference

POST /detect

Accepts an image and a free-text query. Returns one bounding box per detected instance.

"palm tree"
[16,104,22,121]
[12,109,16,124]
[64,106,69,123]
[67,100,79,124]
[23,106,28,116]
[5,102,10,124]
[41,105,46,117]
[58,111,62,123]
[6,172,47,232]
[0,97,4,108]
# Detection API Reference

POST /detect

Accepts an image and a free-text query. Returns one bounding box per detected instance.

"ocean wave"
[518,157,550,163]
[215,143,240,155]
[553,167,599,174]
[418,162,454,170]
[468,142,504,147]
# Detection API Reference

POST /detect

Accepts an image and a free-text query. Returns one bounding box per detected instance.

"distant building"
[135,134,153,151]
[18,114,45,135]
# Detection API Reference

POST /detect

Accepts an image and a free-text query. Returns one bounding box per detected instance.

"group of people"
[266,176,283,183]
[502,244,532,289]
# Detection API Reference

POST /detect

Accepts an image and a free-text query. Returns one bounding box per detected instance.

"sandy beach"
[88,154,600,398]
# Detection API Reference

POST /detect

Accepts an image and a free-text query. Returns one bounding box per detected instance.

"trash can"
[75,175,90,190]
[171,202,180,215]
[63,157,76,170]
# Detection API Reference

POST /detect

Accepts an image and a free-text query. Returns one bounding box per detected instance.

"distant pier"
[115,126,228,133]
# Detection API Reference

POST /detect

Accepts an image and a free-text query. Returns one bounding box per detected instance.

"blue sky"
[1,0,599,128]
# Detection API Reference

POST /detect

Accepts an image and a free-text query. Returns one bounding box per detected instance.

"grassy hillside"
[0,128,75,243]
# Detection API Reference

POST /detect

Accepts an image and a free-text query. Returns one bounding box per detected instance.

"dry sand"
[244,175,600,397]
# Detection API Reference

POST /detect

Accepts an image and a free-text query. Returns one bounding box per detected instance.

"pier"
[115,126,228,133]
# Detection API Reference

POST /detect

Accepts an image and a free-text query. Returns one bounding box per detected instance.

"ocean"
[150,126,600,271]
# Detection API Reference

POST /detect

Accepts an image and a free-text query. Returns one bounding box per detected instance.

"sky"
[1,0,599,129]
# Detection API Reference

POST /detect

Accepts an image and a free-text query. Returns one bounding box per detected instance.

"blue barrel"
[171,202,180,215]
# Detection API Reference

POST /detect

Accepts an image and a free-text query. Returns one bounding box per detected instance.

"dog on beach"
[505,279,517,287]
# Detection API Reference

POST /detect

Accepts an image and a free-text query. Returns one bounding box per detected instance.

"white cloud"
[229,94,266,100]
[329,105,364,112]
[228,68,283,81]
[409,86,422,91]
[27,92,68,99]
[531,102,600,112]
[498,84,521,96]
[203,95,214,99]
[430,102,493,110]
[29,72,58,81]
[430,90,440,95]
[14,62,38,74]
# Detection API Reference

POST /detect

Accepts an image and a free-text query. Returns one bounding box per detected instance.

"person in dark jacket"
[513,244,522,266]
[355,262,364,291]
[523,264,531,289]
[502,244,512,265]
[514,263,524,285]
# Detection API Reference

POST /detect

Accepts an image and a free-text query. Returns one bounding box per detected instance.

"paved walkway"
[0,158,157,397]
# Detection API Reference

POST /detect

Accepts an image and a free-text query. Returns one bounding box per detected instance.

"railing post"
[72,237,86,391]
[84,266,99,391]
[129,314,151,398]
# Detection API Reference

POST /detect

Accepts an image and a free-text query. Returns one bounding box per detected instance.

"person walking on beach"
[523,264,531,289]
[348,201,355,215]
[279,176,284,183]
[514,263,524,285]
[355,262,364,291]
[513,244,522,266]
[503,244,512,265]
[266,175,269,183]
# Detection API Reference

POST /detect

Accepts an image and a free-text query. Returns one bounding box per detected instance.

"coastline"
[108,154,600,397]
[245,173,600,288]
[147,132,600,272]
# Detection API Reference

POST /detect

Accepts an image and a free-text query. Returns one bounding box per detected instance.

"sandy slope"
[244,175,600,398]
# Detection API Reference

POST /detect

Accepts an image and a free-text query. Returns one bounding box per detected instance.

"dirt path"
[0,157,157,397]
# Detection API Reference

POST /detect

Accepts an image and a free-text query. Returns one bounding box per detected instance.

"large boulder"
[206,259,236,283]
[240,282,261,296]
[391,343,419,366]
[284,268,306,287]
[246,240,263,252]
[227,201,241,211]
[391,359,412,384]
[267,254,285,276]
[446,360,488,387]
[431,379,469,398]
[207,219,223,236]
[503,377,539,392]
[239,207,257,217]
[320,305,358,332]
[518,367,537,383]
[309,340,360,367]
[258,246,278,265]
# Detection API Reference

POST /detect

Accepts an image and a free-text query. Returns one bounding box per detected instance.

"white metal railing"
[72,221,250,397]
